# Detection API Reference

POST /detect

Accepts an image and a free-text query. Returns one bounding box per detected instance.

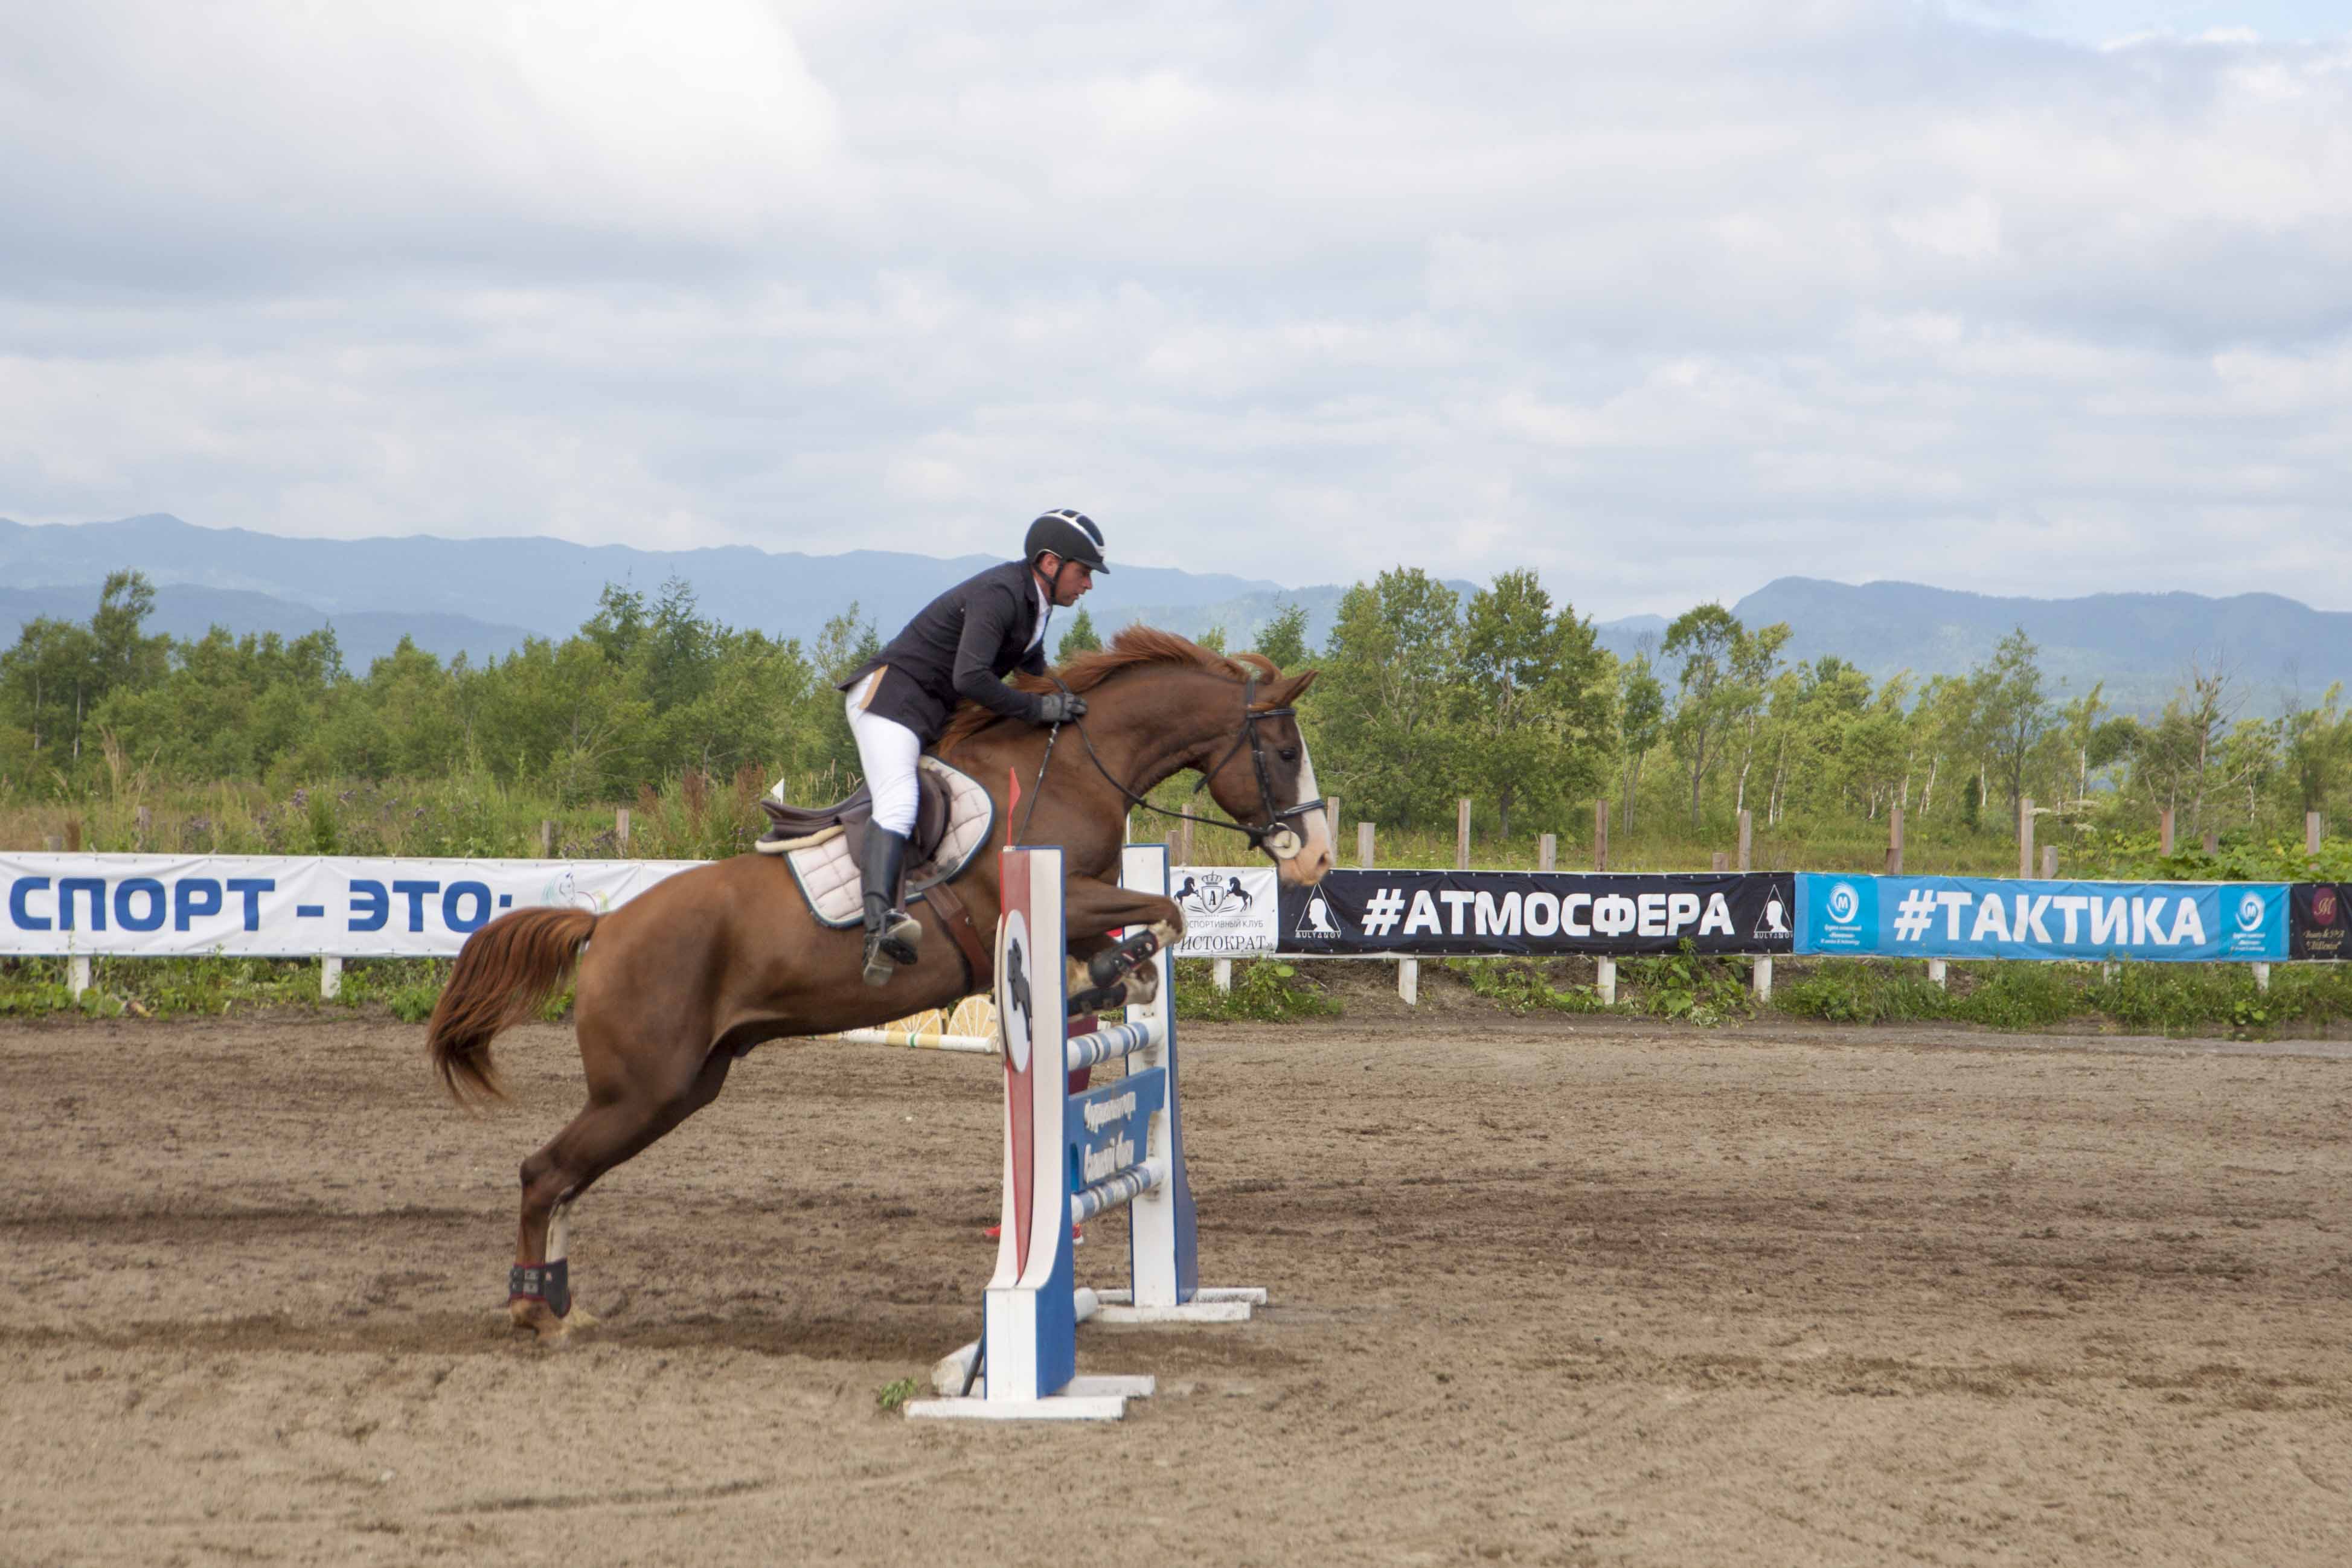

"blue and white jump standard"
[906,843,1265,1422]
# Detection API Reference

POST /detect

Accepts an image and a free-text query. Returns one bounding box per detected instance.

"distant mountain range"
[0,513,1386,669]
[5,514,2345,714]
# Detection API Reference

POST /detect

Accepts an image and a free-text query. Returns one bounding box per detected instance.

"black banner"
[2292,883,2349,961]
[1276,869,1796,957]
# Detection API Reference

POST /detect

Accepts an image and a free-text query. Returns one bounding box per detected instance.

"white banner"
[1168,866,1280,956]
[0,854,703,958]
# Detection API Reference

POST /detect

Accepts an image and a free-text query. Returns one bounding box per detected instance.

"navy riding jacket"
[839,559,1053,743]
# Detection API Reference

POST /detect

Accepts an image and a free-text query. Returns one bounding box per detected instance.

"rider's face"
[1040,555,1095,607]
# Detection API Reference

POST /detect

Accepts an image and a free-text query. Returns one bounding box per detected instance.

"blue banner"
[1796,875,2289,962]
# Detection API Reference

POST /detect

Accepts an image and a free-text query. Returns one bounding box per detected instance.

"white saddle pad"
[781,757,996,929]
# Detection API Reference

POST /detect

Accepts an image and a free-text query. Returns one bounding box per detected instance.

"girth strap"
[917,878,992,996]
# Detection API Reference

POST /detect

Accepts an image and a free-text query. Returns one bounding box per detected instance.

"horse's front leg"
[1062,876,1185,1008]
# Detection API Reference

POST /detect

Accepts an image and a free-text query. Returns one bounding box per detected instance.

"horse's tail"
[426,906,598,1105]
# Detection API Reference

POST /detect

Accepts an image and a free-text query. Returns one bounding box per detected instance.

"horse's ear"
[1258,669,1317,706]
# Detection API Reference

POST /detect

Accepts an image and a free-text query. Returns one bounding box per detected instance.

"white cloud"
[2,1,2350,618]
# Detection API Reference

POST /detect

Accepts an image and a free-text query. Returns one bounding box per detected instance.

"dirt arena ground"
[7,1006,2352,1567]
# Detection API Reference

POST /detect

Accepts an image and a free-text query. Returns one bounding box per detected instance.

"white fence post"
[1752,955,1772,1003]
[1537,833,1556,872]
[321,956,343,999]
[1928,959,1948,990]
[1213,958,1232,994]
[2253,962,2272,994]
[69,956,91,1000]
[1595,956,1616,1006]
[1397,959,1418,1006]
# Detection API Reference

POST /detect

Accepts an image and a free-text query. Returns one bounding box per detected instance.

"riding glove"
[1033,692,1088,725]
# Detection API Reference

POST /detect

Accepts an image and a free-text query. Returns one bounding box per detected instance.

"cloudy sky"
[2,1,2348,618]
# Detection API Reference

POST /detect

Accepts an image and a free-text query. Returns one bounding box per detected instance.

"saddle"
[755,756,995,932]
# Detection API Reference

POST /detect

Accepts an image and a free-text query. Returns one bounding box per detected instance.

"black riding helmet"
[1024,509,1109,574]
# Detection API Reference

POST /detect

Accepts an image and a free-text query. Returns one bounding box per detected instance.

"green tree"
[2281,685,2348,817]
[1977,628,2051,831]
[1313,569,1464,825]
[1662,603,1743,830]
[1615,650,1665,835]
[1251,601,1311,671]
[1455,570,1612,839]
[1056,605,1101,661]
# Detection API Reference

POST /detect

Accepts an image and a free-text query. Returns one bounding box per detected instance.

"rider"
[834,509,1107,985]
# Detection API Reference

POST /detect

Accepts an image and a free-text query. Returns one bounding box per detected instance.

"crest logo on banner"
[1174,871,1257,921]
[2318,886,2341,927]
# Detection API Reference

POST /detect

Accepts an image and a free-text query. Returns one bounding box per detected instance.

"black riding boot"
[859,827,923,987]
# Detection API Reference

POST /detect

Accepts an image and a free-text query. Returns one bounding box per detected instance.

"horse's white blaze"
[1279,736,1334,883]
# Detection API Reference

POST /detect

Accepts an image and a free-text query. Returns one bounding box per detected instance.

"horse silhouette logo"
[999,912,1035,1073]
[1176,872,1255,920]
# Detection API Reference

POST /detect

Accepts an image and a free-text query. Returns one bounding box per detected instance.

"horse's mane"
[935,625,1276,751]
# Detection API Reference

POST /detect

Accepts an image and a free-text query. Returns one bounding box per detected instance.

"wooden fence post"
[1179,817,1195,866]
[1537,833,1556,872]
[136,805,152,851]
[1357,821,1375,868]
[1886,804,1903,874]
[2159,807,2174,856]
[1326,796,1341,859]
[2017,797,2034,880]
[616,807,632,856]
[1737,810,1752,874]
[1711,851,1728,873]
[1593,801,1609,872]
[2041,845,2057,879]
[43,834,62,852]
[2312,811,2327,857]
[540,819,555,858]
[2202,828,2219,858]
[65,819,82,853]
[1456,798,1471,871]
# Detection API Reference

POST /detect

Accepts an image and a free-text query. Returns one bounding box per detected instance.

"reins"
[1013,673,1325,857]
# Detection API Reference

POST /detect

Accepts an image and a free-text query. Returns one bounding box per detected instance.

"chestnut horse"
[425,628,1331,1340]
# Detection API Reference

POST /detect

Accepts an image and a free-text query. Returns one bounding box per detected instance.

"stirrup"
[861,907,921,987]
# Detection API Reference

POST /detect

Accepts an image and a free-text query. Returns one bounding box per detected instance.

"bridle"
[1016,674,1326,861]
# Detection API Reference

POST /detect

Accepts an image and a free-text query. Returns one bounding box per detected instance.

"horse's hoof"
[508,1298,594,1344]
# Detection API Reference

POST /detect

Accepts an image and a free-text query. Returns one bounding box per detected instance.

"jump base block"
[905,1374,1155,1423]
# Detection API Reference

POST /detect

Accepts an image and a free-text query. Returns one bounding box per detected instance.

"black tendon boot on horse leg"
[859,827,923,986]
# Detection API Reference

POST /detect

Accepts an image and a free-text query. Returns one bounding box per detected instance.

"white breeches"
[845,674,923,837]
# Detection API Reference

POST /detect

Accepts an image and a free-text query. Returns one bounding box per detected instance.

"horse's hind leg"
[1062,876,1185,1005]
[510,1045,737,1342]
